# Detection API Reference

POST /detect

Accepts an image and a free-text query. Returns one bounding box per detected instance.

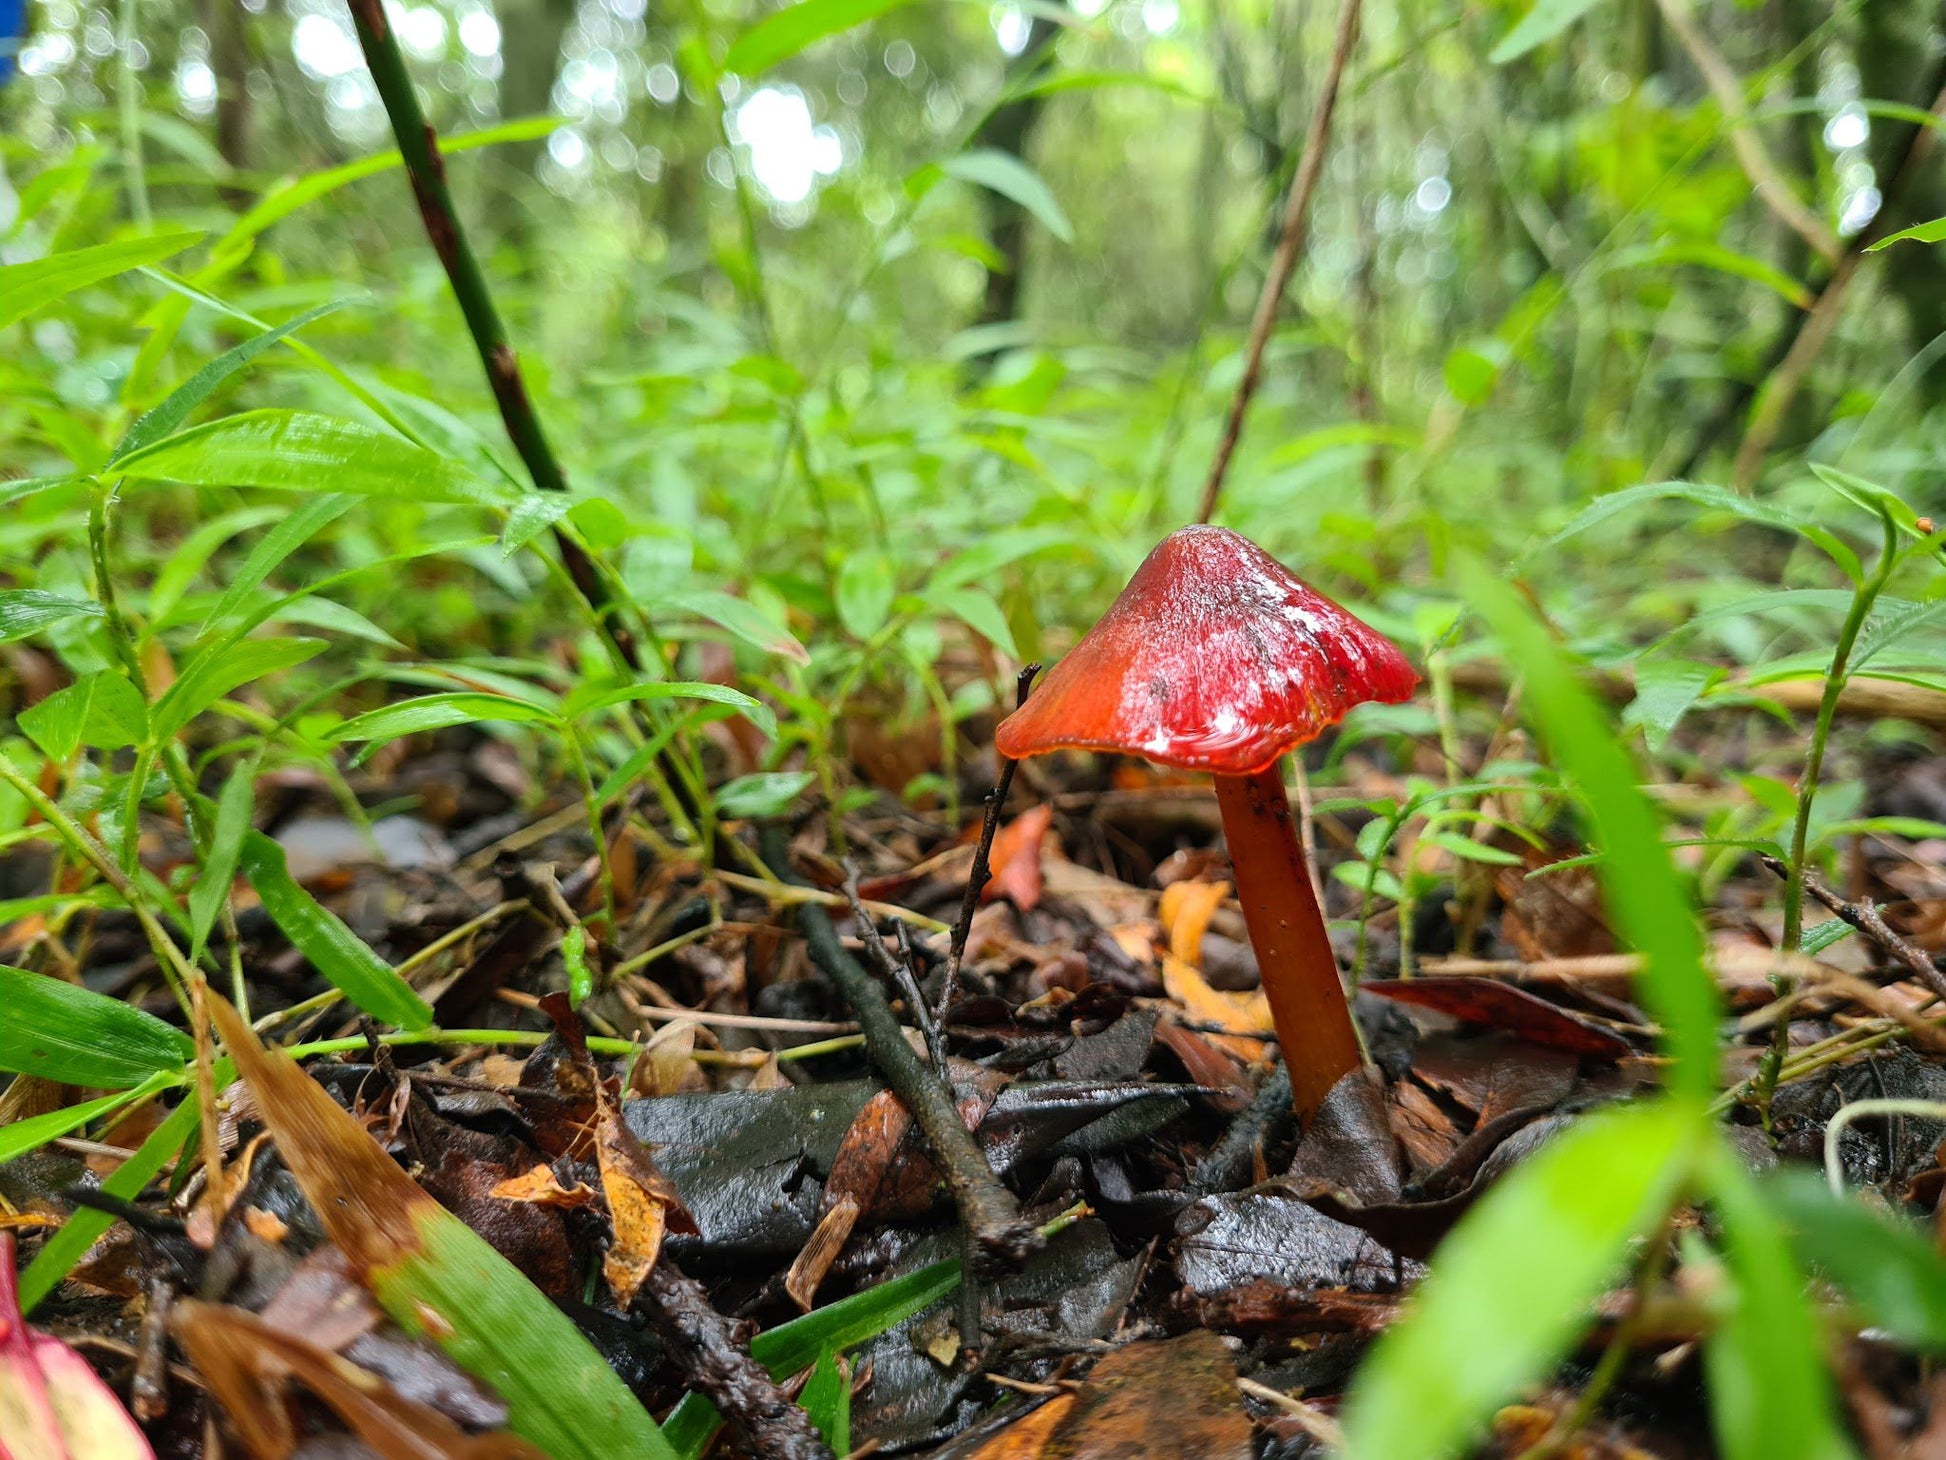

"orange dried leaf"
[1161,954,1273,1063]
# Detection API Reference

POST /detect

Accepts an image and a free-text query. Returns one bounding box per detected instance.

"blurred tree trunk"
[972,5,1067,334]
[493,0,578,243]
[1858,0,1946,359]
[201,0,250,193]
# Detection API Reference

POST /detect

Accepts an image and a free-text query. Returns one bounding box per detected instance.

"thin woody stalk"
[341,0,637,669]
[1214,763,1364,1124]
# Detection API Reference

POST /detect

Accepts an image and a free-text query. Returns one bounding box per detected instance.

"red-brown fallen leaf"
[1361,977,1633,1059]
[984,804,1054,910]
[1043,1331,1252,1459]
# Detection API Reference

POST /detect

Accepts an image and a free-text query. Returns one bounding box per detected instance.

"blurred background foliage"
[3,0,1945,801]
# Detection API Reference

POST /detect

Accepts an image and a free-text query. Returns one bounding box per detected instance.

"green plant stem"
[281,1027,863,1066]
[0,750,196,1018]
[116,0,150,227]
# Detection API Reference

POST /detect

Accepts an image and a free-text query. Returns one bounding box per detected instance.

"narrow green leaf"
[713,771,816,819]
[113,410,505,506]
[938,150,1074,244]
[929,585,1018,658]
[1489,0,1610,62]
[0,963,194,1087]
[110,299,352,463]
[0,591,104,644]
[1340,1099,1700,1460]
[237,832,433,1030]
[151,637,326,741]
[1864,214,1946,251]
[1702,1153,1857,1460]
[926,526,1076,592]
[799,1352,849,1455]
[21,1088,208,1312]
[17,671,149,761]
[0,230,201,332]
[326,692,559,755]
[499,494,572,557]
[1622,658,1723,754]
[1807,462,1925,536]
[1607,241,1813,309]
[188,762,256,963]
[1462,562,1720,1098]
[561,680,776,741]
[836,551,895,640]
[0,1077,171,1166]
[200,495,358,632]
[660,589,810,665]
[1531,481,1861,583]
[1765,1167,1946,1352]
[146,505,285,625]
[723,0,917,75]
[663,1257,961,1459]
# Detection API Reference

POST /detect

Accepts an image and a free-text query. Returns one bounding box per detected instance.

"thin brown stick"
[1759,853,1946,1003]
[1194,0,1362,525]
[938,664,1040,1022]
[1652,0,1839,265]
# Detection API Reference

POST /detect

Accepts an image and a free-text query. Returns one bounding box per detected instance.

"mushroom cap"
[995,525,1416,775]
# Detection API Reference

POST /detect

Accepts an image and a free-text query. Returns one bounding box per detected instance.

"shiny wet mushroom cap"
[996,525,1417,1123]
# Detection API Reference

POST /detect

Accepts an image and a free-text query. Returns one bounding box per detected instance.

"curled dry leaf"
[175,1300,546,1460]
[983,803,1054,911]
[0,1232,154,1460]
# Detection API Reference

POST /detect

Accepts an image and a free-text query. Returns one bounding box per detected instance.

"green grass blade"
[237,832,432,1030]
[1340,1098,1700,1460]
[0,231,200,331]
[0,963,193,1086]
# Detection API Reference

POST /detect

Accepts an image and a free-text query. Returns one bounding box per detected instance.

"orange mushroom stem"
[1213,764,1363,1121]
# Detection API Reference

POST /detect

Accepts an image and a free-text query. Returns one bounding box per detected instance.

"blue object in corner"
[0,0,23,85]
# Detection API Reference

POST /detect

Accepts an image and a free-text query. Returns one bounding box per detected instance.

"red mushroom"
[995,525,1416,1123]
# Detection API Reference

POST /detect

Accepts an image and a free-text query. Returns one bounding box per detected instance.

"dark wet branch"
[1760,853,1946,1004]
[762,827,1041,1262]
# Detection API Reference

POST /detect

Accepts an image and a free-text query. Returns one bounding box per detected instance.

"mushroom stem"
[1213,763,1365,1124]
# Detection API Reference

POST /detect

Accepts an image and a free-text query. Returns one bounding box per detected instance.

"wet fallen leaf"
[1042,1331,1252,1459]
[1362,977,1634,1060]
[984,804,1055,911]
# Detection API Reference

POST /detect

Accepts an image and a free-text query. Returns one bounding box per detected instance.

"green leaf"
[146,505,285,625]
[18,671,149,761]
[1607,242,1813,309]
[0,230,201,332]
[1442,339,1510,404]
[0,591,104,644]
[1702,1153,1858,1460]
[662,1258,961,1459]
[325,693,557,755]
[0,1076,172,1167]
[1489,0,1611,62]
[113,410,504,506]
[1340,1099,1700,1460]
[0,963,193,1087]
[188,762,256,964]
[659,589,810,665]
[237,832,433,1030]
[1765,1166,1946,1352]
[1461,561,1720,1101]
[151,637,327,741]
[723,0,918,75]
[928,585,1018,657]
[200,495,357,633]
[936,150,1075,244]
[1622,658,1723,754]
[562,923,594,1006]
[925,526,1076,592]
[561,679,776,741]
[1864,214,1946,251]
[499,494,572,557]
[110,300,353,463]
[714,771,815,819]
[1807,462,1925,537]
[799,1352,849,1455]
[836,551,896,640]
[22,1088,209,1313]
[1854,597,1946,669]
[1531,481,1861,583]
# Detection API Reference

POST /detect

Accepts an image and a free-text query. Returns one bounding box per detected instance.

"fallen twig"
[1195,0,1363,524]
[761,827,1042,1262]
[938,664,1040,1023]
[1758,854,1946,1003]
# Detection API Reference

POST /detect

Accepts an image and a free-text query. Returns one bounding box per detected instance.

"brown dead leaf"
[1361,977,1633,1060]
[488,1165,602,1211]
[176,1301,544,1460]
[951,1395,1079,1459]
[1042,1331,1252,1459]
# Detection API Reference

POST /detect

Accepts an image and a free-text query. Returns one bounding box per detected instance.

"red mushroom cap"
[995,525,1416,775]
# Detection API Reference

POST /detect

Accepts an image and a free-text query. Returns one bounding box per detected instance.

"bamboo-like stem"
[1214,764,1364,1124]
[1195,0,1362,525]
